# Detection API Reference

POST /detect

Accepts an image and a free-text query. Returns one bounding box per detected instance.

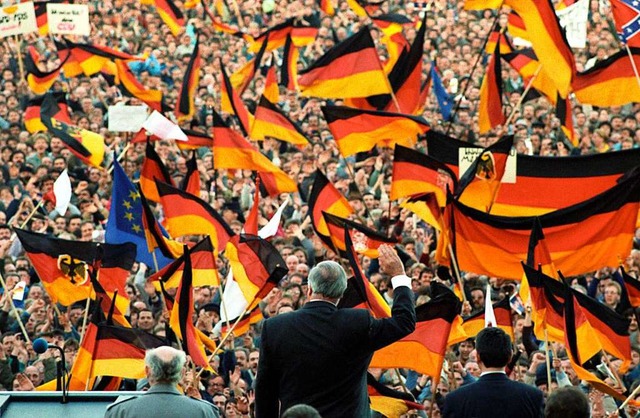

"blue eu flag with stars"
[431,62,453,122]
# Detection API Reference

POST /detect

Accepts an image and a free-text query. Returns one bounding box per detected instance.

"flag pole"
[107,143,131,175]
[503,64,543,128]
[618,380,640,411]
[78,297,92,353]
[623,44,640,89]
[0,273,31,343]
[601,350,627,392]
[445,12,502,136]
[19,201,44,229]
[13,35,24,82]
[447,244,467,303]
[219,271,233,333]
[543,329,553,394]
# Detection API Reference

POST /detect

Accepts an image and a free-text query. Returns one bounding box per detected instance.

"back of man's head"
[544,386,589,418]
[476,327,512,368]
[145,346,186,385]
[307,261,347,299]
[281,404,322,418]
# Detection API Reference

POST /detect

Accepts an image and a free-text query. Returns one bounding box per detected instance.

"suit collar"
[302,300,338,311]
[479,373,509,382]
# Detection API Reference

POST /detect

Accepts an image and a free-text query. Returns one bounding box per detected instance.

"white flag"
[142,111,188,141]
[259,197,290,239]
[54,169,72,215]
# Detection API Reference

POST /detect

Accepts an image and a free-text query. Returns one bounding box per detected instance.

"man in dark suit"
[255,245,416,418]
[442,327,544,418]
[105,346,219,418]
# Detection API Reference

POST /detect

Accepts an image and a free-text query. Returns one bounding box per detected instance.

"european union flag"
[431,63,453,122]
[105,158,173,271]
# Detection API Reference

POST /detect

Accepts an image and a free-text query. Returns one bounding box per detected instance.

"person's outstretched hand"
[378,245,405,278]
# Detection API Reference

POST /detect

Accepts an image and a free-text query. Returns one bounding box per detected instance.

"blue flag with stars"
[105,157,173,271]
[431,62,453,121]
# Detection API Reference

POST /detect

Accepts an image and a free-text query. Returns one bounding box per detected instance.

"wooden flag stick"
[619,379,640,411]
[19,201,44,229]
[14,35,24,82]
[544,328,553,394]
[0,273,30,343]
[503,64,543,128]
[447,244,467,303]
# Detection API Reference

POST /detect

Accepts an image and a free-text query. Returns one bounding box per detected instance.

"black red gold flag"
[478,46,505,133]
[139,140,175,203]
[250,96,309,146]
[368,373,425,417]
[179,151,201,197]
[175,37,201,121]
[24,92,70,133]
[462,297,514,340]
[307,170,354,248]
[154,0,185,36]
[323,212,397,259]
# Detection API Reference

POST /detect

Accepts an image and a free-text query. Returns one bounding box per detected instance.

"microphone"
[32,338,68,403]
[32,338,51,354]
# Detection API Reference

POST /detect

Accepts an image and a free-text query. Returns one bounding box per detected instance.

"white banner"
[108,105,149,132]
[458,147,517,184]
[47,3,90,36]
[0,3,37,38]
[556,0,588,49]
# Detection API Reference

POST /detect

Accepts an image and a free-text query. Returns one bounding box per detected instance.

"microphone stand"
[49,345,68,404]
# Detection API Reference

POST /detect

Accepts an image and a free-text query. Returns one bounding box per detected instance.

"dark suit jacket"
[442,373,544,418]
[255,285,416,418]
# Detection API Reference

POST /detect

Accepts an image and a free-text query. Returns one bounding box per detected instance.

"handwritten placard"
[0,2,37,38]
[47,3,90,36]
[108,105,149,132]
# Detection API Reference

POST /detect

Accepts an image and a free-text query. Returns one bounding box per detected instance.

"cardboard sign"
[0,2,37,38]
[108,105,149,132]
[47,3,90,36]
[458,147,517,184]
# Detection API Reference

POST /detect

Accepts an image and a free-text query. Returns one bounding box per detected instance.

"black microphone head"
[32,338,49,354]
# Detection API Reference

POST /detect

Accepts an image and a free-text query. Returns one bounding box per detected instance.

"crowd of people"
[0,0,637,416]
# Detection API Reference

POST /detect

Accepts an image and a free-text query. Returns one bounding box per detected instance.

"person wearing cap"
[255,245,415,418]
[443,328,544,418]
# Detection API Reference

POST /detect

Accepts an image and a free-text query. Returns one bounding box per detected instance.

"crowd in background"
[0,0,637,416]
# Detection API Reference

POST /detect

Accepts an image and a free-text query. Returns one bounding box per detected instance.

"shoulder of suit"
[106,395,137,411]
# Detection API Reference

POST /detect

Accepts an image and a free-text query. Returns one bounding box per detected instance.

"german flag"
[399,192,445,234]
[90,271,130,328]
[478,46,505,134]
[464,0,503,10]
[346,0,367,16]
[573,48,640,107]
[211,18,252,42]
[175,38,201,121]
[149,236,219,289]
[224,234,287,310]
[563,287,638,406]
[391,144,457,207]
[157,181,235,251]
[279,35,299,90]
[25,47,63,95]
[220,59,253,136]
[307,170,354,246]
[212,111,297,194]
[337,229,391,318]
[455,135,514,213]
[58,39,142,77]
[507,11,528,40]
[556,93,577,146]
[139,141,175,203]
[367,373,425,417]
[90,322,168,379]
[504,0,575,98]
[114,60,163,112]
[179,151,201,197]
[521,263,566,342]
[502,48,557,104]
[322,105,429,157]
[571,287,631,368]
[462,297,514,340]
[318,0,335,15]
[169,247,211,369]
[250,96,309,146]
[263,61,279,103]
[323,212,397,258]
[249,20,294,53]
[153,0,185,36]
[622,267,640,308]
[34,0,66,35]
[219,305,263,337]
[298,27,392,99]
[231,38,268,94]
[610,0,640,47]
[291,20,319,48]
[486,30,513,54]
[370,282,465,377]
[371,14,411,71]
[447,168,640,280]
[177,128,213,150]
[138,185,183,259]
[425,131,640,216]
[15,229,135,306]
[24,92,70,134]
[41,100,105,168]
